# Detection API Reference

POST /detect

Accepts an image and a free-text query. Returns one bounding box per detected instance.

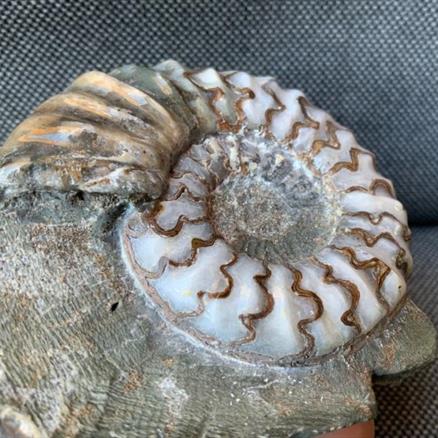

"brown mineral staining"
[60,403,98,438]
[162,357,176,368]
[123,370,144,394]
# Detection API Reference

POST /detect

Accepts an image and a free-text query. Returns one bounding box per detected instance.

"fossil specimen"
[0,61,435,437]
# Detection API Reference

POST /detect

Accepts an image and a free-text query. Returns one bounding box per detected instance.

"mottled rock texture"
[0,193,435,437]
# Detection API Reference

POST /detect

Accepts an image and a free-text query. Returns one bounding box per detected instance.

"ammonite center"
[210,135,341,265]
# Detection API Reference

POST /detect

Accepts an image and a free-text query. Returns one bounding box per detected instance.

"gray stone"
[0,193,435,437]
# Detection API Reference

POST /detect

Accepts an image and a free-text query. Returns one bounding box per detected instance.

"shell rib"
[0,60,412,365]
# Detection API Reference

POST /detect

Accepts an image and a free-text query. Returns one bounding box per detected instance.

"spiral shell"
[0,61,413,365]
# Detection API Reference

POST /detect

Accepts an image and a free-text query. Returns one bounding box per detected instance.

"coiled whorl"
[0,60,413,365]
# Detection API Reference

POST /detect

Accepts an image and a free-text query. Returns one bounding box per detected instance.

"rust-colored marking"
[370,178,396,197]
[187,149,223,188]
[71,71,168,117]
[345,228,410,275]
[173,254,239,319]
[237,265,274,344]
[172,154,218,191]
[69,71,184,148]
[203,136,233,173]
[168,235,218,268]
[342,211,411,241]
[206,254,239,299]
[330,245,391,312]
[310,120,340,156]
[123,227,167,279]
[171,169,212,191]
[290,266,324,356]
[344,178,396,198]
[164,183,204,202]
[260,84,286,140]
[222,76,256,128]
[300,97,320,128]
[311,257,362,333]
[17,125,91,145]
[328,148,378,175]
[148,214,207,237]
[37,91,114,121]
[142,184,208,237]
[283,97,320,143]
[184,70,242,133]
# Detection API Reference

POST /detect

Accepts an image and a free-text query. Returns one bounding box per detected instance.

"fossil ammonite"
[0,61,419,363]
[0,61,435,437]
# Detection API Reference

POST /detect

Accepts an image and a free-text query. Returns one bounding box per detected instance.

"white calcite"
[121,62,412,364]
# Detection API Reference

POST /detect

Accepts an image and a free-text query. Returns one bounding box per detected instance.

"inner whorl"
[208,133,342,265]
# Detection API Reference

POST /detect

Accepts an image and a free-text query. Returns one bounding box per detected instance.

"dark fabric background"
[0,1,437,437]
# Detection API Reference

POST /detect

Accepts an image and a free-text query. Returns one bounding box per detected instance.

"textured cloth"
[0,1,437,437]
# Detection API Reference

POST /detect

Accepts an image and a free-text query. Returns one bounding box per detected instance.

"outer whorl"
[0,66,196,199]
[0,60,413,365]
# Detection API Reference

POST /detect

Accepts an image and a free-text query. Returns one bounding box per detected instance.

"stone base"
[0,194,435,437]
